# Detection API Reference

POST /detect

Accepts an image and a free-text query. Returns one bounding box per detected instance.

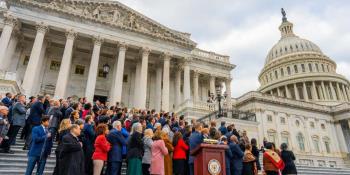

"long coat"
[163,138,174,175]
[150,140,168,175]
[28,101,44,125]
[107,128,126,162]
[281,150,297,175]
[58,133,85,175]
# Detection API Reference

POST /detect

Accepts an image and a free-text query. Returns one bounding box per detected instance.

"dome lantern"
[279,8,295,38]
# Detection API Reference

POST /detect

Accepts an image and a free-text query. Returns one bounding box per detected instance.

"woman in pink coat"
[150,131,168,175]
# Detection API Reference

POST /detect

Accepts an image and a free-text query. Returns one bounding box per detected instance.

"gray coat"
[11,102,27,127]
[142,137,153,164]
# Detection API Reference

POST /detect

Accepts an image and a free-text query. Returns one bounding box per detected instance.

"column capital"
[193,69,199,78]
[183,57,192,65]
[3,12,18,27]
[93,35,104,46]
[141,47,151,57]
[36,22,49,34]
[225,77,232,83]
[118,42,128,51]
[65,29,77,40]
[162,52,172,61]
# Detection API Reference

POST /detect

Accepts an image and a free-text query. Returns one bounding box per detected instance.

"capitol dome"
[258,9,350,105]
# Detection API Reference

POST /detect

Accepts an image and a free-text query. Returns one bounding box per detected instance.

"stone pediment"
[10,0,197,48]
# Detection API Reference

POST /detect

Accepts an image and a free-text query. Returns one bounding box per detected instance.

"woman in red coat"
[172,131,189,175]
[92,124,110,175]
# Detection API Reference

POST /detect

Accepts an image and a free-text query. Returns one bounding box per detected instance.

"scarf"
[243,150,256,162]
[263,149,285,170]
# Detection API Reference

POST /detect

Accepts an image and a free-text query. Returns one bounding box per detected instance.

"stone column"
[155,66,162,111]
[342,84,349,101]
[1,31,19,71]
[334,122,349,153]
[277,87,281,97]
[336,83,344,101]
[294,83,300,100]
[311,81,318,100]
[183,58,191,101]
[225,78,232,104]
[133,61,141,106]
[285,85,291,98]
[22,23,48,96]
[175,66,182,108]
[346,86,350,101]
[209,74,216,97]
[193,70,199,101]
[137,47,150,109]
[161,53,171,111]
[321,81,328,100]
[0,13,17,67]
[85,36,103,102]
[54,29,77,99]
[109,43,127,105]
[329,82,337,100]
[303,82,309,101]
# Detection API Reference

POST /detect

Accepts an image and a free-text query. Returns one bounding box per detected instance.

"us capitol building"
[0,0,349,169]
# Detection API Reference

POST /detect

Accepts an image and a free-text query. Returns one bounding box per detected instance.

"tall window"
[268,130,277,144]
[281,132,289,146]
[275,71,278,79]
[308,63,313,72]
[301,64,305,72]
[287,67,291,75]
[297,133,305,151]
[267,115,273,122]
[280,117,286,124]
[321,64,325,72]
[280,68,284,77]
[75,65,85,75]
[50,60,61,71]
[23,56,30,65]
[294,65,298,73]
[312,136,320,153]
[315,64,319,72]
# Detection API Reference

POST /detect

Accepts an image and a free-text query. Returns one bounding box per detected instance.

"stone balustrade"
[192,48,230,63]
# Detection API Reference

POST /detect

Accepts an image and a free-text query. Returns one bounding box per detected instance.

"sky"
[117,0,350,98]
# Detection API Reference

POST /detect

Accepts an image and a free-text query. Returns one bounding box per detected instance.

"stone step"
[0,169,52,175]
[0,157,56,163]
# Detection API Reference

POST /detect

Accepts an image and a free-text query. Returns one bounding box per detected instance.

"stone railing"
[176,99,234,114]
[0,70,17,81]
[192,48,230,63]
[236,91,332,112]
[197,108,257,123]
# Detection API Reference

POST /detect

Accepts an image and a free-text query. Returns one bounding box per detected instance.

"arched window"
[326,65,329,72]
[297,133,305,151]
[266,75,269,82]
[321,64,325,72]
[312,136,320,153]
[287,67,291,75]
[281,68,284,77]
[308,63,313,72]
[315,64,319,72]
[321,123,326,130]
[323,137,331,153]
[294,65,298,73]
[295,120,300,127]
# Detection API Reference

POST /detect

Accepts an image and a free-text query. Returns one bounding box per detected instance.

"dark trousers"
[142,163,150,175]
[266,171,279,175]
[2,125,21,151]
[106,161,122,175]
[25,156,47,175]
[24,124,37,148]
[189,163,194,175]
[21,122,29,139]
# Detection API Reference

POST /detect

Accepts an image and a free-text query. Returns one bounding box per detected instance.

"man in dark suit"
[24,116,51,175]
[188,122,204,175]
[230,135,244,175]
[24,96,45,150]
[106,120,127,175]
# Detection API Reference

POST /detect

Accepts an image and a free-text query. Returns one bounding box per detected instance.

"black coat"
[281,150,297,175]
[252,145,261,170]
[48,107,62,129]
[58,133,85,175]
[127,132,144,159]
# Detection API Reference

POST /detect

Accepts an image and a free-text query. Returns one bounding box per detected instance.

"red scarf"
[264,149,285,170]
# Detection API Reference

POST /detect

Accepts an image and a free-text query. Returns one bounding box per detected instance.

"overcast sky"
[118,0,350,98]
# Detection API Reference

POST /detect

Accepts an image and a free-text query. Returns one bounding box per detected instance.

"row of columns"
[0,16,233,111]
[269,81,350,102]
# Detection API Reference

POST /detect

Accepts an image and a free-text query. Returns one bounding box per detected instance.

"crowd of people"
[0,92,298,175]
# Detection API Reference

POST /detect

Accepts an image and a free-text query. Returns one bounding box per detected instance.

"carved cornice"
[11,0,197,49]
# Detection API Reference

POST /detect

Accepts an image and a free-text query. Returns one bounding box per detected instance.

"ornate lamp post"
[210,85,227,118]
[102,63,110,76]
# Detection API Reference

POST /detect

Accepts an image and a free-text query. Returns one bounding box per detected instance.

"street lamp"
[209,86,226,118]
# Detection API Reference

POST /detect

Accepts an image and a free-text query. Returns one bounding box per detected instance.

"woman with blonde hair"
[53,119,72,174]
[142,129,154,175]
[150,131,168,175]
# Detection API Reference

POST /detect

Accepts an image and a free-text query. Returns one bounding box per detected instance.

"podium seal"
[208,159,221,175]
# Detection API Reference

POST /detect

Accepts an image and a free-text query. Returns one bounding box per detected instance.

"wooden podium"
[191,143,228,175]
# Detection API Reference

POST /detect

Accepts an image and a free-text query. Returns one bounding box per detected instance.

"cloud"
[116,0,350,97]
